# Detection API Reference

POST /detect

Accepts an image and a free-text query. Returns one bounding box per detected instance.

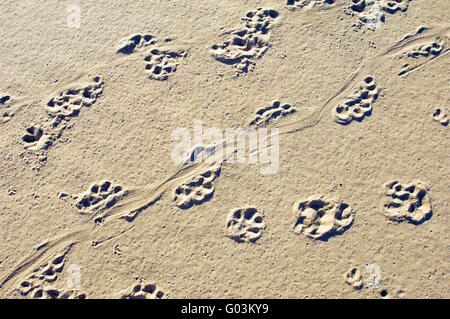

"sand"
[0,0,448,299]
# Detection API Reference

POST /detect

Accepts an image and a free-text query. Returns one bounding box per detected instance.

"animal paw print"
[73,180,125,215]
[225,207,265,243]
[47,76,104,118]
[121,283,164,299]
[408,41,444,59]
[398,35,446,76]
[344,267,363,289]
[286,0,335,10]
[334,76,378,125]
[210,8,279,75]
[292,195,354,240]
[173,165,221,209]
[116,34,156,55]
[432,108,448,126]
[22,75,104,162]
[249,100,296,127]
[30,287,86,299]
[382,181,432,224]
[380,0,410,14]
[345,0,410,29]
[144,47,187,81]
[18,250,69,297]
[240,7,280,34]
[347,0,408,14]
[22,125,51,151]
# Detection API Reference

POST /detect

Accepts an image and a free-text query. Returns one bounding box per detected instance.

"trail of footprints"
[210,8,279,75]
[15,245,165,299]
[3,4,447,298]
[17,247,87,299]
[21,76,104,166]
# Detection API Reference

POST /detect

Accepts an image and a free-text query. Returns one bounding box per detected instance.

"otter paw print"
[382,181,432,224]
[345,0,410,29]
[210,30,267,74]
[210,8,279,75]
[173,165,221,209]
[18,250,69,297]
[73,180,125,215]
[407,40,444,59]
[240,8,279,34]
[144,47,187,81]
[334,76,378,125]
[46,76,104,117]
[121,283,164,299]
[292,195,354,240]
[398,35,446,76]
[249,100,296,127]
[225,207,265,243]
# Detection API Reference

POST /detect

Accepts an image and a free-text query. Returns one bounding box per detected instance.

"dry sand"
[0,0,449,299]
